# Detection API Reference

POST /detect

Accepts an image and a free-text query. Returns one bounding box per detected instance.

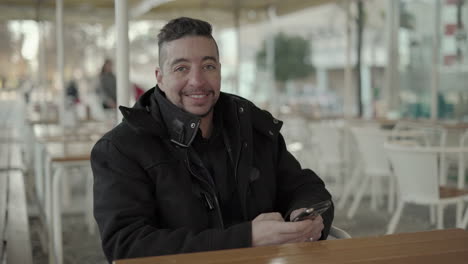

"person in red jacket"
[133,83,145,100]
[91,17,333,263]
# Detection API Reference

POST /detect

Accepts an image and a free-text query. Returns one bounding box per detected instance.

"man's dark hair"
[157,17,219,67]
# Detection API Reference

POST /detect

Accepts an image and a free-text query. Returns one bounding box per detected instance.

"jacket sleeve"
[274,133,334,240]
[91,138,252,263]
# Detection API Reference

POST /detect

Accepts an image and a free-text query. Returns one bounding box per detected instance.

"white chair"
[282,117,317,170]
[309,121,348,196]
[390,121,447,148]
[457,130,468,228]
[328,225,352,239]
[384,142,468,234]
[391,122,452,224]
[339,126,395,219]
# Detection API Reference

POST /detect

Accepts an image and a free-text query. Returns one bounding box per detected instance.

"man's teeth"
[189,94,206,98]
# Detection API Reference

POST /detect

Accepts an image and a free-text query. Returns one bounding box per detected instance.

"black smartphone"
[292,200,331,222]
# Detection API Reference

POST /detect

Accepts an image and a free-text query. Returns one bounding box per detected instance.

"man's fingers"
[252,214,325,247]
[280,217,324,243]
[263,220,310,234]
[253,212,284,223]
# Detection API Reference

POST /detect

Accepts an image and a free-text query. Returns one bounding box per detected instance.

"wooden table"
[114,229,468,264]
[42,141,94,264]
[32,134,97,264]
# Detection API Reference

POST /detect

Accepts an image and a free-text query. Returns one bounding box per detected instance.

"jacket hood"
[118,86,166,138]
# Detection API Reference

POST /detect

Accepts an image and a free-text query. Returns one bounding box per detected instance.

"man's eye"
[204,65,216,70]
[175,67,187,72]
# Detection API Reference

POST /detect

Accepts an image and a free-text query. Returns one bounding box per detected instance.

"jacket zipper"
[233,105,248,219]
[184,150,225,229]
[224,127,248,220]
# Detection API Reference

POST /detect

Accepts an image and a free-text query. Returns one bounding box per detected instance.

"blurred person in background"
[133,83,145,100]
[66,79,80,104]
[91,17,333,263]
[98,59,117,109]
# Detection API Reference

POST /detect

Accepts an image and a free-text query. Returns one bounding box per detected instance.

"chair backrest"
[391,121,447,147]
[350,126,391,175]
[461,130,468,147]
[384,142,440,203]
[458,130,468,189]
[328,225,352,239]
[310,121,344,163]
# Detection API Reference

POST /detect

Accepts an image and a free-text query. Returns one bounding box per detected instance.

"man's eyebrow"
[169,58,189,68]
[202,56,218,63]
[169,56,218,68]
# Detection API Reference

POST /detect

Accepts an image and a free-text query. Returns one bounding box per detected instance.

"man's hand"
[251,212,324,247]
[290,208,324,241]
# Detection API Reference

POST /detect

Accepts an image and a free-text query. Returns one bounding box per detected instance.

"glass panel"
[398,0,436,119]
[439,0,468,121]
[399,0,468,121]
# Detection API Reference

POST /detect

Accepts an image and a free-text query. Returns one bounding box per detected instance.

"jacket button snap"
[273,119,279,124]
[239,107,244,113]
[190,123,196,128]
[243,142,248,148]
[268,131,274,136]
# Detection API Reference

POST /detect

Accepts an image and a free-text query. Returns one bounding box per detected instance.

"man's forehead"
[168,55,218,64]
[161,37,219,65]
[164,36,217,51]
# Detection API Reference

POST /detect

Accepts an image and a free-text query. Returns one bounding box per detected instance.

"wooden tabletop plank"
[346,251,468,264]
[51,155,91,162]
[114,229,468,264]
[119,239,468,264]
[45,141,94,161]
[126,229,468,262]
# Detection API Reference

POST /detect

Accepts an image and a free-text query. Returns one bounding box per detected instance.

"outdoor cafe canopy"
[0,0,335,24]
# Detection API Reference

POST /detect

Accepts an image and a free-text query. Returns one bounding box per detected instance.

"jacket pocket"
[247,167,274,215]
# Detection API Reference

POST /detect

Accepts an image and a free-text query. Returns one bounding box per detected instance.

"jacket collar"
[119,86,202,147]
[153,87,201,147]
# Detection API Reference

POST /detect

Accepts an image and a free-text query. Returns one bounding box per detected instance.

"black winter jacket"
[91,87,333,263]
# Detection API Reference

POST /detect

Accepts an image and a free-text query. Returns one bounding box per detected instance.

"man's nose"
[188,68,206,87]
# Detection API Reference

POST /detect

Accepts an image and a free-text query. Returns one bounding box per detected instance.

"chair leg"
[430,205,436,224]
[437,204,444,229]
[337,163,361,210]
[85,167,96,235]
[62,169,72,207]
[370,176,377,211]
[347,175,370,219]
[388,175,395,213]
[459,204,468,228]
[456,201,463,227]
[387,201,405,234]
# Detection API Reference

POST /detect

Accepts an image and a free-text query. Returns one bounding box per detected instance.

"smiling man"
[91,17,334,263]
[156,34,221,137]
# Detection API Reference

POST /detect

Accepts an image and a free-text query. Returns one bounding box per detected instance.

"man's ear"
[155,67,163,86]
